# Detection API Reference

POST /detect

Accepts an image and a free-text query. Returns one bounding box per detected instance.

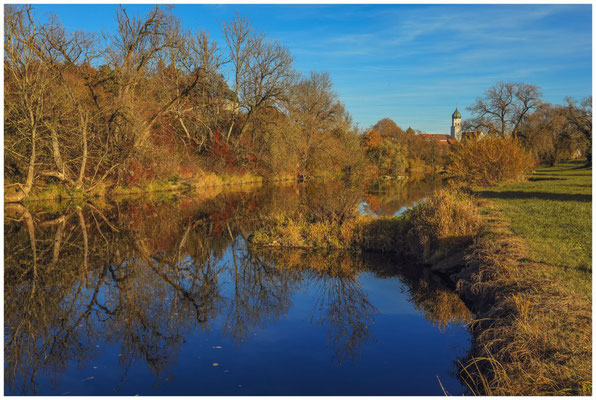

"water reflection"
[362,176,442,216]
[5,179,471,395]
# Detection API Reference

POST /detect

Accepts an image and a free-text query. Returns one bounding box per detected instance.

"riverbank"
[470,161,591,298]
[5,171,296,203]
[456,161,591,395]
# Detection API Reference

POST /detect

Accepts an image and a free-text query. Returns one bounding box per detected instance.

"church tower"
[451,107,462,140]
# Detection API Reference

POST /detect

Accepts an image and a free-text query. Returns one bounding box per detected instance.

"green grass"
[472,161,592,297]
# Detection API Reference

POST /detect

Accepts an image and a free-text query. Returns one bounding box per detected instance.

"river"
[4,177,472,395]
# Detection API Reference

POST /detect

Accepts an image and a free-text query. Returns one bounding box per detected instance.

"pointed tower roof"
[452,107,461,119]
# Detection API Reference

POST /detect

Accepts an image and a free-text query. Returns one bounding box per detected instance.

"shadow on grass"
[547,173,592,177]
[473,190,592,202]
[528,177,565,182]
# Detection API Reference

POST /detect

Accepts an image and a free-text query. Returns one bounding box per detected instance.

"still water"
[5,178,471,395]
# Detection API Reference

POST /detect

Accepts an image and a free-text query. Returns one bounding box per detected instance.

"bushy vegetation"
[361,118,449,177]
[251,187,481,268]
[361,128,408,177]
[405,189,480,263]
[447,136,536,186]
[4,5,363,202]
[518,103,590,166]
[464,81,591,167]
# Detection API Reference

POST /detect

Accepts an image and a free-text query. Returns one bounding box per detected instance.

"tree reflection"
[361,252,472,330]
[257,249,377,363]
[363,176,443,216]
[5,181,470,394]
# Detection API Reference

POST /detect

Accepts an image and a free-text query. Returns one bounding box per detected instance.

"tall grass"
[405,189,480,263]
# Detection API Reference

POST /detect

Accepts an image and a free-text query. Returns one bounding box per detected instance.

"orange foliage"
[448,136,536,186]
[362,128,383,149]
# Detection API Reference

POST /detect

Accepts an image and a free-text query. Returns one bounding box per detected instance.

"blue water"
[5,240,471,396]
[5,181,470,395]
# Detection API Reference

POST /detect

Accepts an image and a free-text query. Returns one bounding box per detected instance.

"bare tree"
[239,37,295,139]
[38,16,98,188]
[221,14,253,120]
[222,14,295,143]
[4,5,50,201]
[106,6,201,148]
[288,72,354,176]
[467,82,541,137]
[161,28,228,151]
[566,96,592,165]
[511,83,542,137]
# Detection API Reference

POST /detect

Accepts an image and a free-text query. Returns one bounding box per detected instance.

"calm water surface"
[5,178,472,395]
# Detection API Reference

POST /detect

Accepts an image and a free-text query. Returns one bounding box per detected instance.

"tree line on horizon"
[360,83,591,180]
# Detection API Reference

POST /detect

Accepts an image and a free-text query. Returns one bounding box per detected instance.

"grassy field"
[456,161,592,395]
[472,161,592,298]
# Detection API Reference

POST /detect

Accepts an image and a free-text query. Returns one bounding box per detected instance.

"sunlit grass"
[472,161,592,297]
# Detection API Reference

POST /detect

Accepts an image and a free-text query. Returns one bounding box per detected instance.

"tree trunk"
[24,125,36,195]
[76,112,88,188]
[48,124,68,181]
[6,126,37,203]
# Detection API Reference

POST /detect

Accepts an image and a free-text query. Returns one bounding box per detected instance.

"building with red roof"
[418,133,457,146]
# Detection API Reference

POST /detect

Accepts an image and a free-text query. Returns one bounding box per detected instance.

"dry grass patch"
[454,204,592,395]
[251,189,482,266]
[405,189,481,263]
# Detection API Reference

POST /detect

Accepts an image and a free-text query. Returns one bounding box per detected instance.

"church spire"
[451,106,462,140]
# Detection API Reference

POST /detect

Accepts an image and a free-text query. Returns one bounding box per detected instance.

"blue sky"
[32,4,592,134]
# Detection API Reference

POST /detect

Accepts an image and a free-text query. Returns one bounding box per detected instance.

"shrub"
[447,136,536,186]
[405,189,480,263]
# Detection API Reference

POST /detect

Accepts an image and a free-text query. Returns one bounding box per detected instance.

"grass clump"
[251,213,354,249]
[448,136,536,186]
[405,189,480,263]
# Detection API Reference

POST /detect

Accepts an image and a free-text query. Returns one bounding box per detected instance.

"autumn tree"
[362,127,407,177]
[222,14,295,151]
[287,72,361,178]
[372,117,404,139]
